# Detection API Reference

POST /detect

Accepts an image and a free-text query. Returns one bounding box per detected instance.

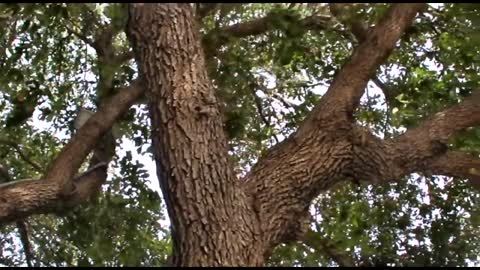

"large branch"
[242,4,425,247]
[390,91,480,176]
[296,4,425,135]
[45,79,142,193]
[0,79,143,225]
[328,4,399,107]
[423,151,480,189]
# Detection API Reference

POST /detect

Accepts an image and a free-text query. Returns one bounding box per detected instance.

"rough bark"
[125,2,438,266]
[1,2,480,267]
[127,4,263,266]
[242,4,426,250]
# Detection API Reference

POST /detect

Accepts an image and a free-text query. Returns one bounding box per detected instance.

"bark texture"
[1,3,480,268]
[125,3,433,266]
[127,4,263,266]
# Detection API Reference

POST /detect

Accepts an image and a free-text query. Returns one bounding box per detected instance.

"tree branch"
[64,23,94,47]
[371,77,399,106]
[0,163,12,183]
[296,4,425,135]
[242,4,425,247]
[329,3,370,43]
[390,91,480,176]
[0,161,36,267]
[0,79,143,225]
[45,79,143,194]
[250,85,279,144]
[423,151,480,190]
[16,220,34,267]
[328,4,400,108]
[113,50,134,66]
[202,13,331,58]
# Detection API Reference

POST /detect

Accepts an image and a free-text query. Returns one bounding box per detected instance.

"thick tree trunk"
[3,3,480,267]
[127,4,263,266]
[124,3,435,266]
[125,3,479,267]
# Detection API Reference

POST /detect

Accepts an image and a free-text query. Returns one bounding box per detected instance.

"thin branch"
[296,4,426,136]
[64,23,94,46]
[16,220,34,267]
[0,139,43,173]
[272,93,299,109]
[329,3,370,43]
[202,13,331,57]
[113,50,134,66]
[250,85,280,144]
[372,77,399,106]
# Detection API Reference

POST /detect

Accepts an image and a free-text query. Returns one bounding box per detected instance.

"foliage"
[0,3,479,266]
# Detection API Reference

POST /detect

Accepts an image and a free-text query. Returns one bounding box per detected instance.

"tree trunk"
[126,4,263,266]
[3,3,480,267]
[125,3,479,266]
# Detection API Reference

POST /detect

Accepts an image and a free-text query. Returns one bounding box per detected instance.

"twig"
[250,85,280,144]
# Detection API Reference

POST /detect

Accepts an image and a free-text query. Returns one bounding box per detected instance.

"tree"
[1,3,480,266]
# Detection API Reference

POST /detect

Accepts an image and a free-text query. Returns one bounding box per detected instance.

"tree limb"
[202,13,331,58]
[196,3,219,19]
[0,161,36,267]
[423,151,480,190]
[390,91,480,176]
[242,4,425,247]
[0,79,143,225]
[45,79,143,194]
[328,4,400,108]
[296,4,426,135]
[16,220,34,267]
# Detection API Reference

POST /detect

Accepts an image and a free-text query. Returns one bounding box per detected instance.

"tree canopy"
[0,3,480,266]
